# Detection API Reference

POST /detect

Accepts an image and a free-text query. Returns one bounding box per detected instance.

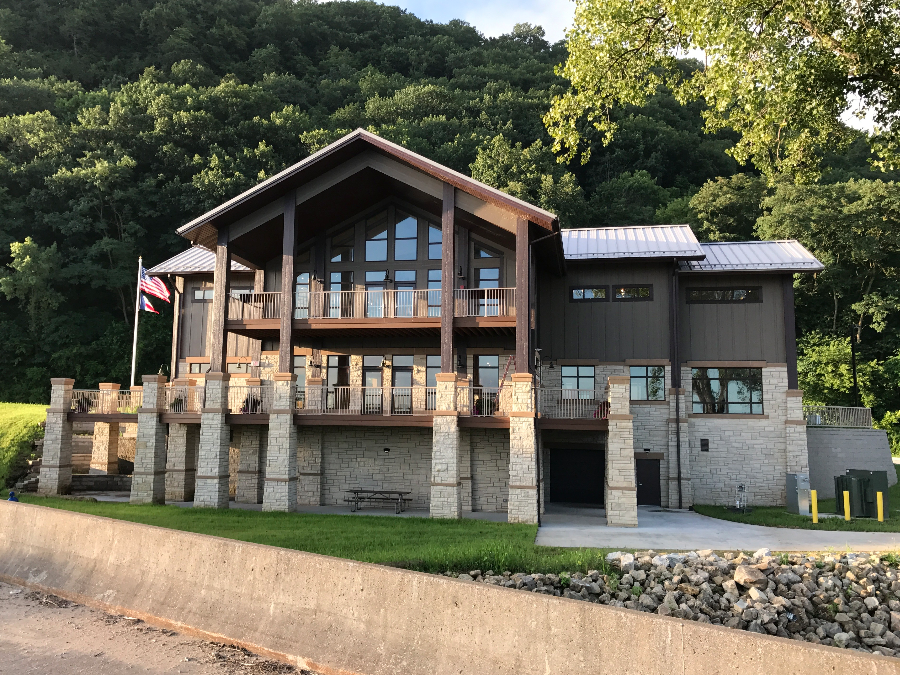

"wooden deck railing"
[165,385,205,413]
[227,292,281,320]
[537,389,609,419]
[70,389,143,414]
[456,385,512,416]
[803,405,873,428]
[453,288,516,318]
[227,383,273,414]
[297,386,438,415]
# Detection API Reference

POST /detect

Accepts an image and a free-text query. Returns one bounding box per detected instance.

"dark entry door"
[546,447,605,505]
[635,458,661,506]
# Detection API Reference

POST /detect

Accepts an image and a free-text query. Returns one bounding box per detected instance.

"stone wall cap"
[204,373,230,382]
[130,386,143,391]
[142,375,167,384]
[306,377,324,385]
[786,389,804,397]
[274,373,297,382]
[434,373,457,382]
[511,373,533,383]
[50,378,75,386]
[98,382,122,390]
[246,378,262,386]
[172,378,190,386]
[608,376,630,384]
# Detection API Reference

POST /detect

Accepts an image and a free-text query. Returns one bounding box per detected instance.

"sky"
[387,0,576,42]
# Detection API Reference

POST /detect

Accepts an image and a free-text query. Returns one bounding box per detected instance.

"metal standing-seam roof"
[146,247,251,276]
[562,225,705,260]
[681,240,824,273]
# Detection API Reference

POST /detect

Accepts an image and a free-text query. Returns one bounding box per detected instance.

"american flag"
[139,267,170,303]
[139,295,159,314]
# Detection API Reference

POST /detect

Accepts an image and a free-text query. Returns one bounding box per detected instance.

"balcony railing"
[454,288,516,318]
[456,386,512,417]
[70,389,143,414]
[165,385,205,413]
[227,384,273,414]
[538,389,610,419]
[227,292,281,320]
[296,386,438,415]
[803,405,873,428]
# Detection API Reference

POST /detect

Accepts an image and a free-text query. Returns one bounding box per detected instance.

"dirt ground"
[0,580,319,675]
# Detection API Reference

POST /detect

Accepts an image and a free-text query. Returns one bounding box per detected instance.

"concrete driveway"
[536,505,900,552]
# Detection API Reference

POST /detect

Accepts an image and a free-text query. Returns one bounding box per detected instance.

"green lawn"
[12,496,613,575]
[694,465,900,532]
[0,403,46,489]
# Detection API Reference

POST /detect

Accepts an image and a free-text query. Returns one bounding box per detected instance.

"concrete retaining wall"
[0,502,894,675]
[807,427,896,499]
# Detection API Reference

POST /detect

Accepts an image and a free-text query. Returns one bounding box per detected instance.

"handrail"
[165,385,205,413]
[456,386,512,416]
[454,288,516,318]
[70,389,143,414]
[227,292,281,320]
[227,383,273,414]
[297,386,438,415]
[803,405,873,428]
[308,289,440,319]
[538,388,609,419]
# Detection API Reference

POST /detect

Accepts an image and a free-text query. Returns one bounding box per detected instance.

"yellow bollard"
[844,491,851,521]
[878,492,884,522]
[811,490,818,523]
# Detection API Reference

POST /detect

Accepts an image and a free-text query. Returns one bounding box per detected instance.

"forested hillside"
[0,0,899,445]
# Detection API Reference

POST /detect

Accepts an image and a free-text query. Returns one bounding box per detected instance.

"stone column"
[131,375,168,505]
[785,389,810,474]
[297,426,323,505]
[667,382,692,509]
[236,425,263,504]
[165,422,198,502]
[605,375,638,527]
[430,373,461,518]
[508,373,538,524]
[90,382,120,474]
[39,378,75,495]
[195,373,231,508]
[263,373,298,512]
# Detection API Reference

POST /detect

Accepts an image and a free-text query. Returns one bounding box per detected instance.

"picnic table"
[344,489,412,513]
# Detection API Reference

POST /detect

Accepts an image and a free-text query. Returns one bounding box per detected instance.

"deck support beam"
[440,183,455,373]
[515,217,529,374]
[209,228,231,373]
[278,192,296,374]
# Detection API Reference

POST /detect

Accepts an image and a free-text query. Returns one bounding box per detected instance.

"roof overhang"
[680,241,825,274]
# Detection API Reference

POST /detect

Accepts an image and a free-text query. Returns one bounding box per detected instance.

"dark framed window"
[630,366,665,401]
[570,287,608,302]
[427,269,441,317]
[687,288,762,303]
[428,225,442,260]
[193,288,214,301]
[227,362,250,374]
[394,213,418,261]
[692,367,763,414]
[613,285,652,301]
[561,366,595,398]
[426,355,441,386]
[330,228,354,262]
[474,355,500,388]
[293,355,306,383]
[365,219,388,262]
[189,362,207,374]
[328,272,353,318]
[295,272,309,319]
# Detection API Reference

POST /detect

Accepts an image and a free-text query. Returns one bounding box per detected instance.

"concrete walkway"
[536,505,900,552]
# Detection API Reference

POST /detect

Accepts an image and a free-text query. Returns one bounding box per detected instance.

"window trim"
[686,287,763,304]
[690,367,764,415]
[629,365,666,401]
[569,286,610,303]
[612,284,653,302]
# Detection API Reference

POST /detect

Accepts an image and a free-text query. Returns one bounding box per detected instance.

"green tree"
[689,174,767,242]
[545,0,900,178]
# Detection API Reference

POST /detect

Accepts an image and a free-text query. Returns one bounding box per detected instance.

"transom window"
[365,215,388,262]
[630,366,665,401]
[474,244,499,258]
[330,228,354,262]
[428,225,442,260]
[394,213,418,260]
[571,287,608,302]
[193,289,214,301]
[687,288,762,303]
[692,368,763,414]
[562,366,595,398]
[614,285,652,301]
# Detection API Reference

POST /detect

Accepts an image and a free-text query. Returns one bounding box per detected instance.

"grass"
[13,495,614,575]
[0,403,46,489]
[694,465,900,532]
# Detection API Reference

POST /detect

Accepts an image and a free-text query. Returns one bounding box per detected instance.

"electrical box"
[786,473,811,516]
[835,474,867,518]
[847,469,890,519]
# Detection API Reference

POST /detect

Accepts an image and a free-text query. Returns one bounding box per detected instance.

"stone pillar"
[605,375,638,527]
[236,425,263,504]
[39,378,75,495]
[430,373,461,518]
[508,373,538,524]
[195,373,231,508]
[667,383,692,509]
[165,422,198,502]
[263,374,298,512]
[297,426,323,506]
[90,382,120,474]
[785,389,810,474]
[459,425,472,512]
[131,375,168,505]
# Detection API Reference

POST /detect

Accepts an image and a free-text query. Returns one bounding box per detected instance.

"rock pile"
[450,548,900,657]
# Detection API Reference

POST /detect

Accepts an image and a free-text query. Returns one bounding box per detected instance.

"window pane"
[572,289,584,300]
[479,355,498,368]
[395,270,415,283]
[578,366,594,378]
[331,228,354,262]
[363,355,383,368]
[395,215,416,239]
[395,239,417,260]
[426,355,441,367]
[648,372,665,400]
[366,223,388,261]
[630,366,647,377]
[393,355,414,368]
[562,376,578,390]
[428,225,442,260]
[631,378,647,401]
[474,245,498,258]
[615,286,651,300]
[561,366,577,378]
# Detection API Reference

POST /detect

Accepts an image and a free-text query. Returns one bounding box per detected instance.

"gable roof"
[681,240,824,273]
[146,246,251,276]
[177,128,558,249]
[562,225,704,260]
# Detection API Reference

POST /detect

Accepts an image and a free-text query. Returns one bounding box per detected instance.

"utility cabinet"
[786,473,811,516]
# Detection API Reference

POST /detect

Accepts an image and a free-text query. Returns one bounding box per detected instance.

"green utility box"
[847,469,890,519]
[834,474,867,518]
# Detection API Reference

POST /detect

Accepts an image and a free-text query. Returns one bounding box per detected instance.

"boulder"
[734,565,768,589]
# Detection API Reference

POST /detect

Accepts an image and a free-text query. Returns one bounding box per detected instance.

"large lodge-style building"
[41,129,825,525]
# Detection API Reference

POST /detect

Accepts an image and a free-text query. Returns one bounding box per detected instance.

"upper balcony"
[225,288,516,336]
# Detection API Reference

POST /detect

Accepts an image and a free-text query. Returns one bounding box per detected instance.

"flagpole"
[130,256,142,388]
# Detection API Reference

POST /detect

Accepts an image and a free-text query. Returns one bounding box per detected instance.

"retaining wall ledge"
[0,502,895,675]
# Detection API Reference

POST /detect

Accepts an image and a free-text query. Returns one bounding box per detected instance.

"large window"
[328,271,353,318]
[394,213,418,260]
[687,288,762,303]
[692,368,763,414]
[561,366,595,399]
[427,269,441,317]
[630,366,665,401]
[428,225,442,259]
[614,285,652,301]
[474,355,499,388]
[293,355,306,383]
[295,272,309,319]
[365,216,388,262]
[395,270,416,317]
[330,228,354,262]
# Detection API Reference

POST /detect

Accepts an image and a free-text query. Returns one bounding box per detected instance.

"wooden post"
[279,191,296,373]
[440,183,455,373]
[250,268,264,377]
[208,228,230,373]
[515,216,529,374]
[169,276,184,380]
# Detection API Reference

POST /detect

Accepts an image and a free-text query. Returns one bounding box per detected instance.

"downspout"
[671,262,683,510]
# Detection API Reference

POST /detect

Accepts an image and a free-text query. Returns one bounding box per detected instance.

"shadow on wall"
[807,428,895,499]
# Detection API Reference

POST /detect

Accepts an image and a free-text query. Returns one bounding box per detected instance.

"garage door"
[546,447,605,505]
